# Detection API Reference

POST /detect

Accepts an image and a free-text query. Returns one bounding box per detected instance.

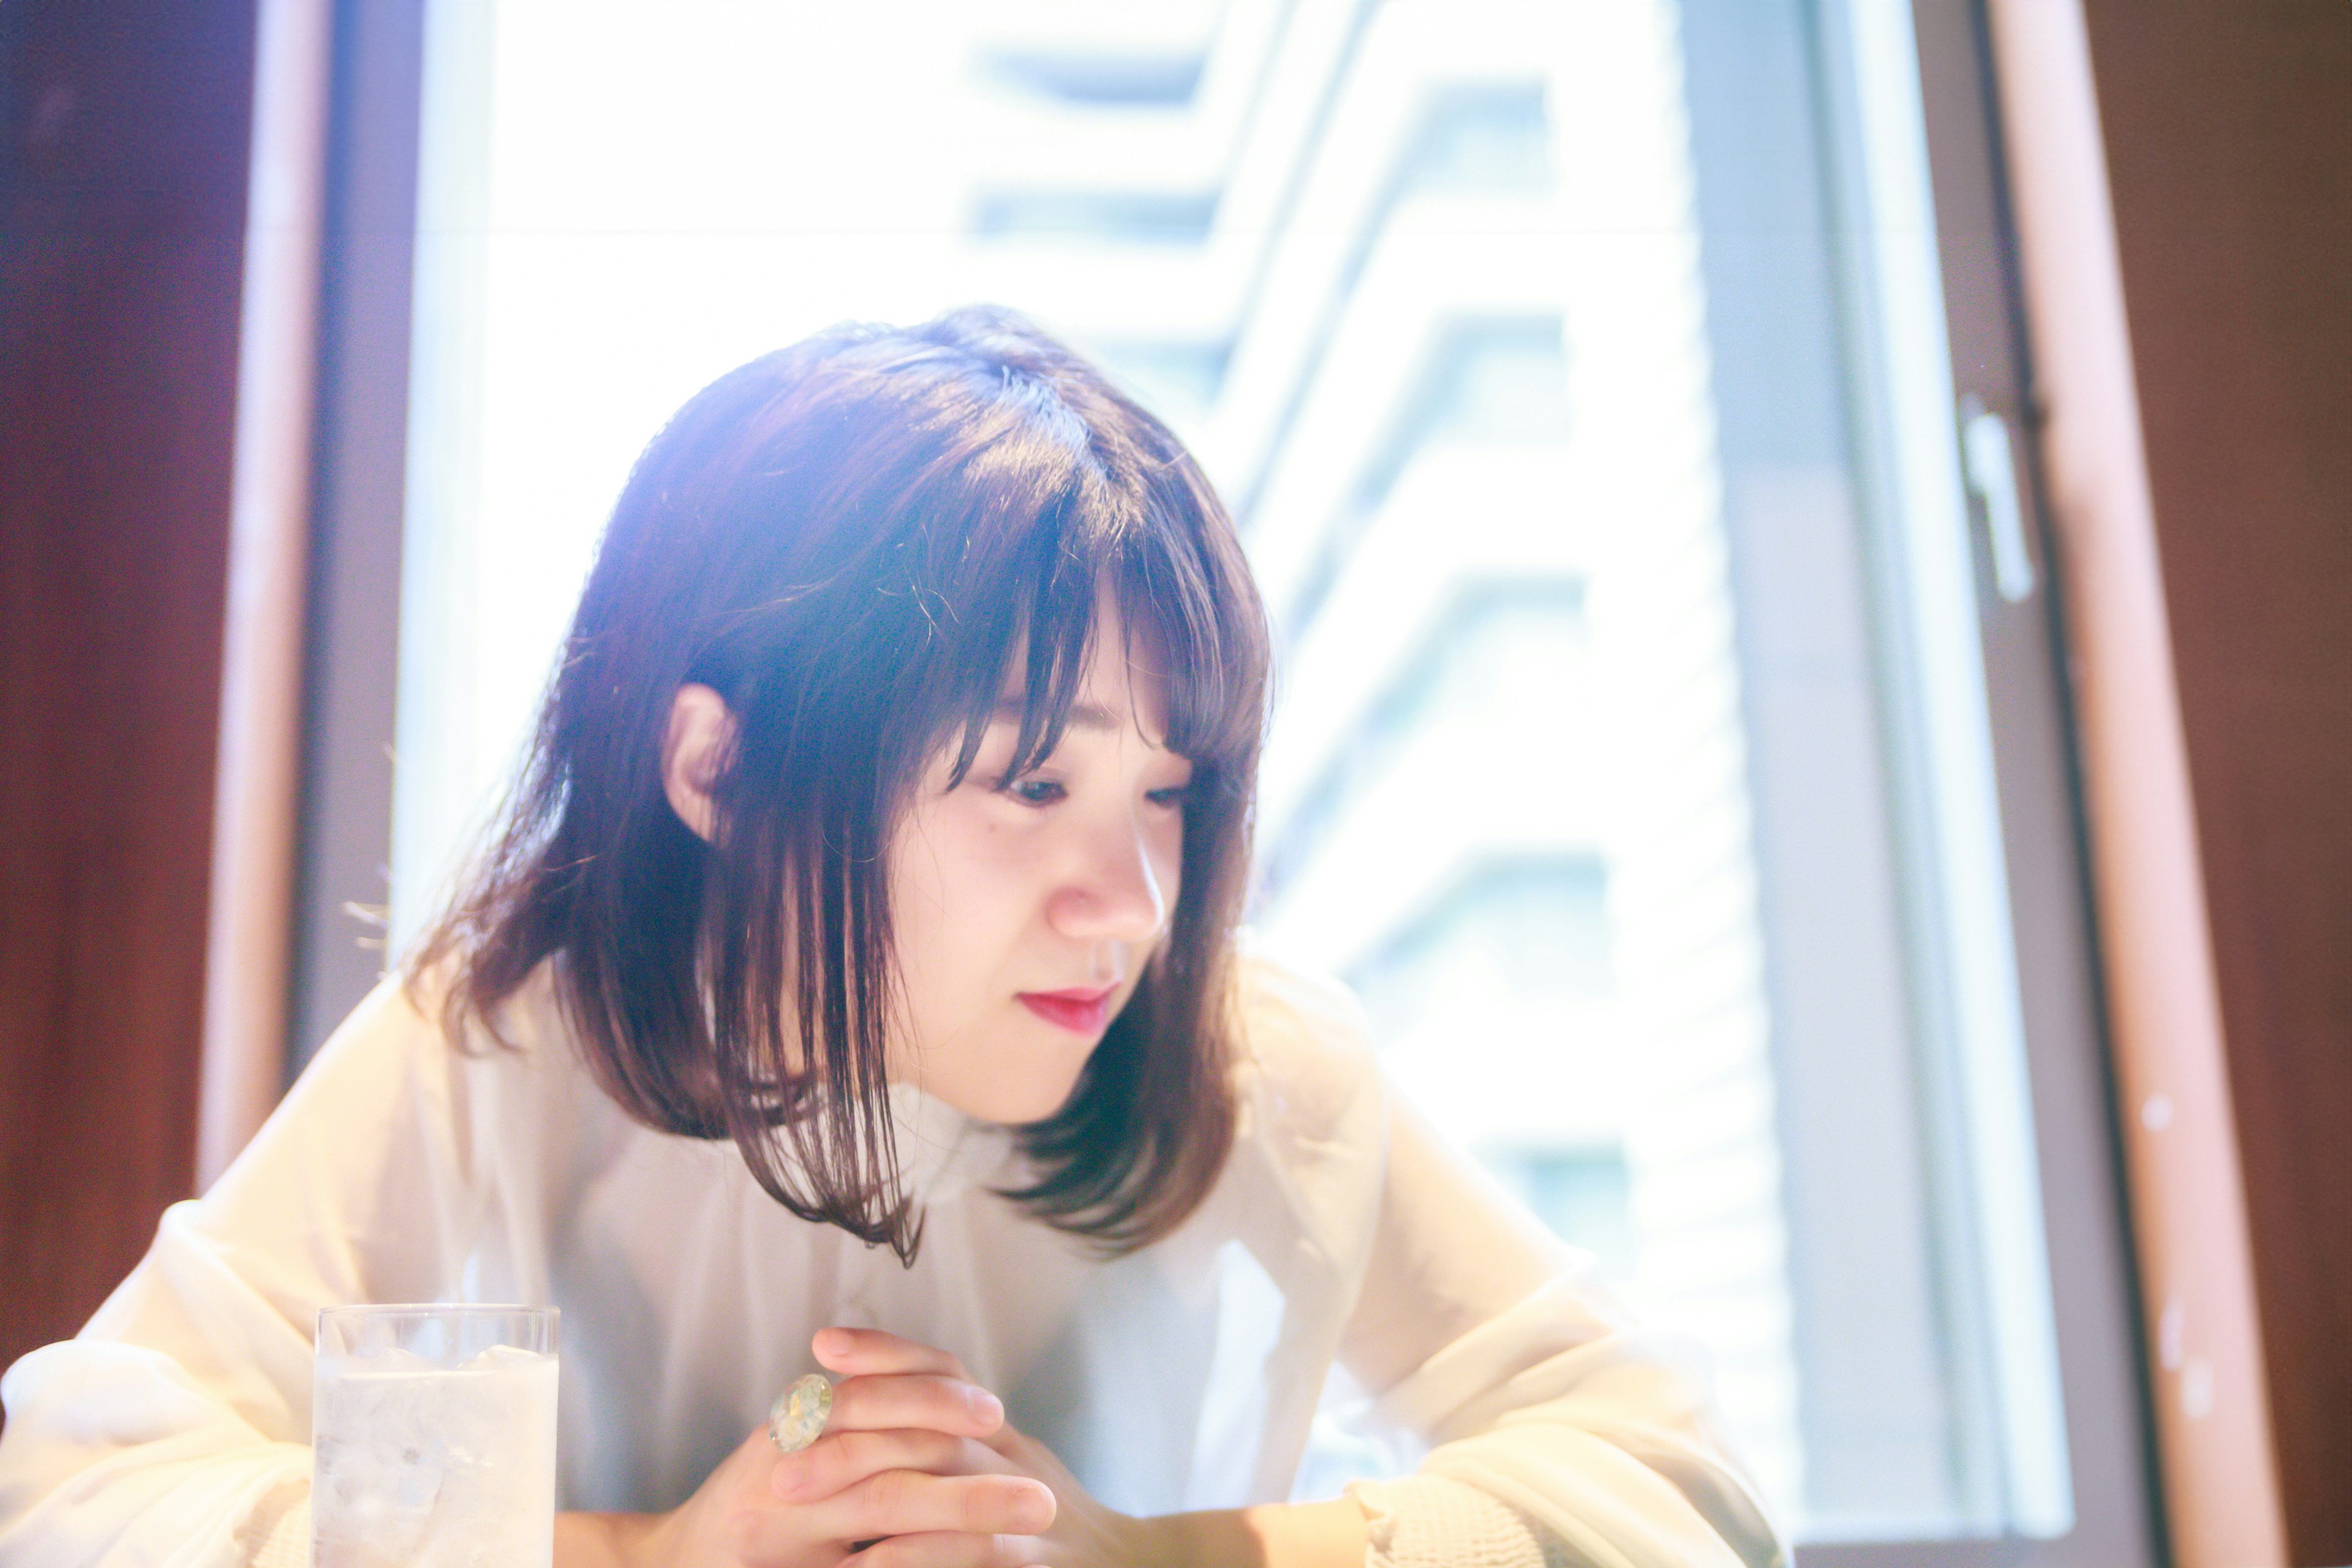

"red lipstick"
[1018,985,1115,1035]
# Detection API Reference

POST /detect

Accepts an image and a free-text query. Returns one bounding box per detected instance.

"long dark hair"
[408,307,1269,1263]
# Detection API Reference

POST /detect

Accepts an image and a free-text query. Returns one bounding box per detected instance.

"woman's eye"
[1145,785,1190,810]
[1005,777,1065,806]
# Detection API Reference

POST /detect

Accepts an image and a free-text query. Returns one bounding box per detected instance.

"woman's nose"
[1048,815,1169,943]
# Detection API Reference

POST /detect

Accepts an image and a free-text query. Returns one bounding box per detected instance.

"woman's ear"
[662,684,735,842]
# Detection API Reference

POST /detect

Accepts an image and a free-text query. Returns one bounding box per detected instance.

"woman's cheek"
[1150,820,1185,906]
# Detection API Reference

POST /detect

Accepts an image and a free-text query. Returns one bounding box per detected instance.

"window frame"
[1782,0,2160,1560]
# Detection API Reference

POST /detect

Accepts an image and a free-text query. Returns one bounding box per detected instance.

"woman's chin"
[919,1067,1087,1128]
[899,1013,1104,1126]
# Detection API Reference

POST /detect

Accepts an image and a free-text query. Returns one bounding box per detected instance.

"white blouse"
[0,956,1784,1568]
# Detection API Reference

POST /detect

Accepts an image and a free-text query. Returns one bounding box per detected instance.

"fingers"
[852,1531,1050,1568]
[777,1329,1046,1565]
[973,1420,1079,1496]
[807,1330,1000,1443]
[812,1325,972,1383]
[770,1429,1005,1503]
[816,1468,1054,1542]
[822,1371,1001,1439]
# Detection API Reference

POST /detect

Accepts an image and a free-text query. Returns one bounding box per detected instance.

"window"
[342,1,2155,1559]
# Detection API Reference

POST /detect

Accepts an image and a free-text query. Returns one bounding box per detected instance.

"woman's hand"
[782,1330,1162,1568]
[782,1330,1362,1568]
[965,1415,1365,1568]
[559,1327,1056,1568]
[962,1418,1161,1568]
[556,1326,1359,1568]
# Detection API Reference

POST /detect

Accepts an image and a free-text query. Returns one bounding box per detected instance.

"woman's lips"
[1017,986,1115,1035]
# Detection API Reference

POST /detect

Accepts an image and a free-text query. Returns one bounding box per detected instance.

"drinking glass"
[312,1304,559,1568]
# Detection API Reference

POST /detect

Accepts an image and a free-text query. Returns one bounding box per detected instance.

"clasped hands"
[565,1325,1153,1568]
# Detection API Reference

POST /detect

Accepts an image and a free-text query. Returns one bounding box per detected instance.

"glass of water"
[313,1304,559,1568]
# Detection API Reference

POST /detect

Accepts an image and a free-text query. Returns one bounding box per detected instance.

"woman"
[0,309,1784,1567]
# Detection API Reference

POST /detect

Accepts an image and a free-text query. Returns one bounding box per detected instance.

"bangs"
[933,437,1267,794]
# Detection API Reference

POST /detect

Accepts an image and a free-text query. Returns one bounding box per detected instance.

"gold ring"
[768,1373,833,1453]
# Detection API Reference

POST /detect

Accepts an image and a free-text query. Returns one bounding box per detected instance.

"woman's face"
[886,605,1193,1124]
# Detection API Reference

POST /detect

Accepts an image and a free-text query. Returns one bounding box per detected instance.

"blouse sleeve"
[0,976,491,1568]
[1339,1084,1789,1568]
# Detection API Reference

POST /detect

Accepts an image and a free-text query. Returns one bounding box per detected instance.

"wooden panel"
[0,1,255,1373]
[2079,3,2352,1562]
